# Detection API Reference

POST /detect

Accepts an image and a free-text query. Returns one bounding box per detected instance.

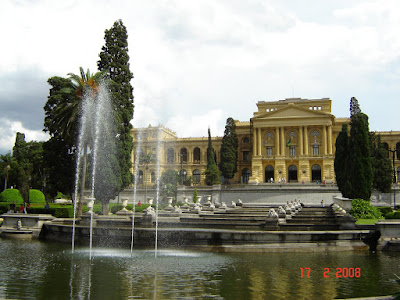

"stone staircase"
[280,206,340,231]
[156,205,343,231]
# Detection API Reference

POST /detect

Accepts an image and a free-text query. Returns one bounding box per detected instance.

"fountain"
[71,81,118,258]
[130,129,142,254]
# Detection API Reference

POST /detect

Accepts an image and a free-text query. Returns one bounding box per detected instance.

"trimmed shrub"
[377,206,393,217]
[350,198,383,219]
[26,206,74,218]
[29,189,46,204]
[110,204,123,214]
[55,192,69,199]
[0,203,10,214]
[385,212,400,219]
[0,189,23,203]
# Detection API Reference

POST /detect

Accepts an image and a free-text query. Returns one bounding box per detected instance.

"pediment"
[254,104,331,120]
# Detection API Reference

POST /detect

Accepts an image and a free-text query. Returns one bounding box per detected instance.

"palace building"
[131,98,400,186]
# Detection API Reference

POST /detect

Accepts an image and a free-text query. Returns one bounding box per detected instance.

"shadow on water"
[0,238,399,299]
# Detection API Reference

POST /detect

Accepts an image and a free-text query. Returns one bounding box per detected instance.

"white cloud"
[1,0,400,155]
[166,109,226,138]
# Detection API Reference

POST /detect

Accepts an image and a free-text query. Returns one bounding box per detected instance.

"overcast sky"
[1,0,400,154]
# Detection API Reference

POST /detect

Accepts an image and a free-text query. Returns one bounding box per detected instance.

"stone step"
[279,224,340,231]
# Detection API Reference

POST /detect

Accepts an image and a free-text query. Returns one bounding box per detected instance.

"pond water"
[0,238,399,299]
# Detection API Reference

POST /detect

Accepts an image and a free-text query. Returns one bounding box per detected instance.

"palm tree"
[0,152,14,191]
[68,67,104,99]
[53,67,104,216]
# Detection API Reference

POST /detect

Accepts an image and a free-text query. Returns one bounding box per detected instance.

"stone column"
[252,127,257,156]
[280,127,285,157]
[299,126,304,155]
[258,128,262,156]
[275,127,280,156]
[328,125,333,154]
[323,126,327,155]
[304,126,309,155]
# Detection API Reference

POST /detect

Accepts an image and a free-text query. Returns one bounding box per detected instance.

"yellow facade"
[131,98,400,186]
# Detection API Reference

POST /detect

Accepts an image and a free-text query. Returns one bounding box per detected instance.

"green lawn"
[355,219,382,225]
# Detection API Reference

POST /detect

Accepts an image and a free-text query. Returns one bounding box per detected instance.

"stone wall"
[115,184,399,207]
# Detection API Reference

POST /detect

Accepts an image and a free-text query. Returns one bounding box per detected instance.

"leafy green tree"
[97,19,134,190]
[334,124,349,197]
[42,137,75,199]
[219,117,238,183]
[205,128,220,186]
[44,76,80,145]
[160,169,180,200]
[371,134,393,193]
[12,132,31,204]
[43,76,79,199]
[347,111,373,200]
[44,68,104,214]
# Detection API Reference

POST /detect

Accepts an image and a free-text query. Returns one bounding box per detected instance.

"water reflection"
[0,239,399,299]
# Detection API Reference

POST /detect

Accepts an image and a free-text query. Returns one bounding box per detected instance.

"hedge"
[377,206,393,218]
[0,189,46,204]
[385,211,400,219]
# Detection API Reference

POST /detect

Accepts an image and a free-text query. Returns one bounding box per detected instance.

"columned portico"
[246,98,339,184]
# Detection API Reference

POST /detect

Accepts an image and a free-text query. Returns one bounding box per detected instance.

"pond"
[0,238,399,299]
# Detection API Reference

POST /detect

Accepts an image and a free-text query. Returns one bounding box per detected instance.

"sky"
[1,0,400,154]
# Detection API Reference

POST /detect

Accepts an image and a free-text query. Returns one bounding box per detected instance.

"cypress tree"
[371,134,393,193]
[334,123,349,197]
[219,117,238,183]
[97,19,134,190]
[347,112,373,200]
[12,133,31,204]
[205,128,220,186]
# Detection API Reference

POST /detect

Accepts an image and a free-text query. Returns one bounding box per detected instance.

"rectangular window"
[313,146,319,156]
[266,147,273,157]
[289,146,296,156]
[243,151,250,162]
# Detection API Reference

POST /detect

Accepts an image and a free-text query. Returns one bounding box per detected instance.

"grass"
[355,219,381,225]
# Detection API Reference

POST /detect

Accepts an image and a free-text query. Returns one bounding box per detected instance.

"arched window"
[382,142,389,158]
[288,131,296,156]
[167,148,175,163]
[138,170,144,184]
[242,168,251,184]
[397,167,400,182]
[193,169,201,184]
[242,137,250,144]
[180,148,187,163]
[193,147,201,163]
[151,171,156,183]
[396,142,400,160]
